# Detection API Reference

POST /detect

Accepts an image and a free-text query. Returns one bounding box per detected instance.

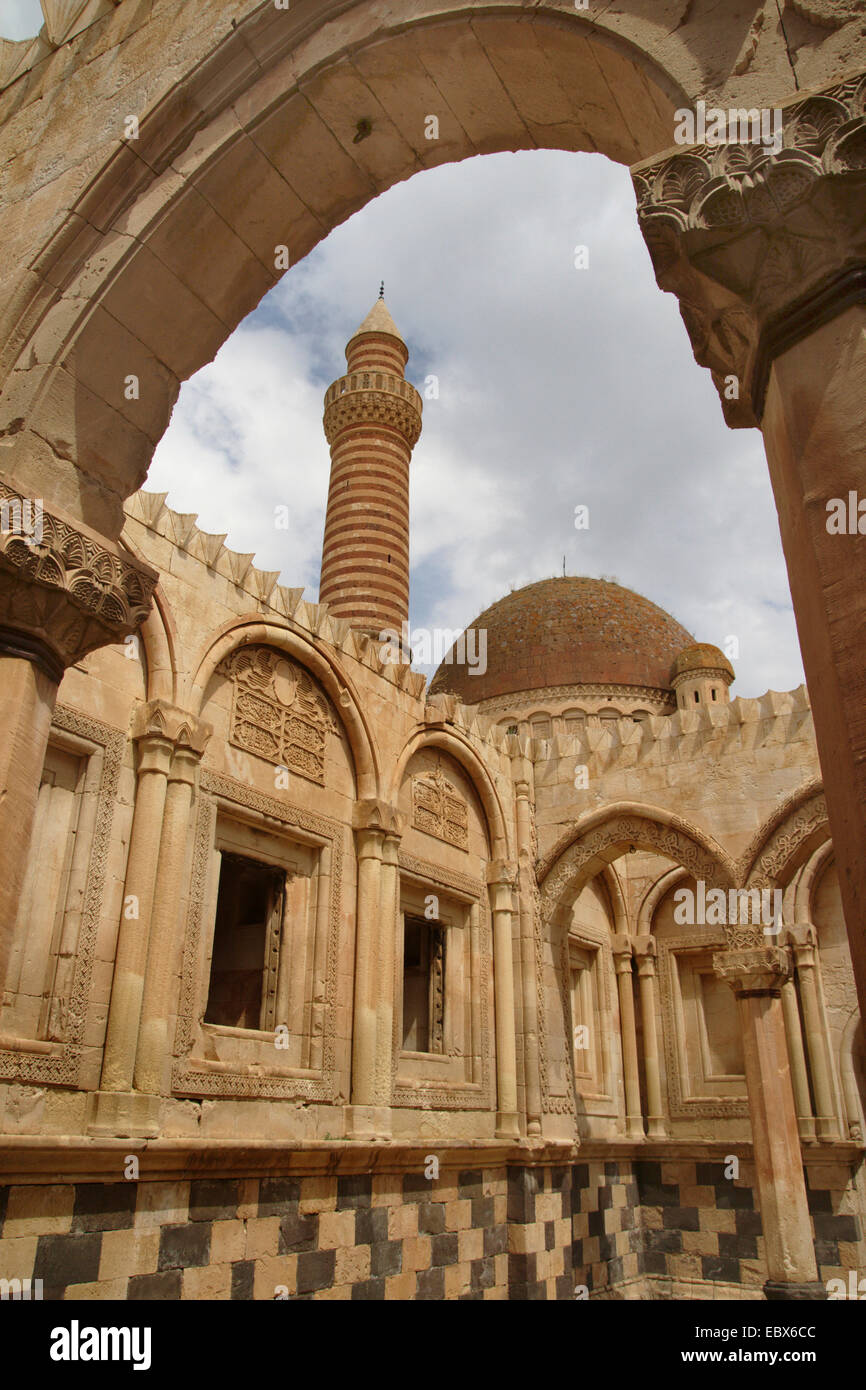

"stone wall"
[1,1148,861,1300]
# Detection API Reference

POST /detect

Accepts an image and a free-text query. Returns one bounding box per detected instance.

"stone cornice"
[633,73,866,426]
[324,379,423,448]
[0,477,156,671]
[475,683,676,717]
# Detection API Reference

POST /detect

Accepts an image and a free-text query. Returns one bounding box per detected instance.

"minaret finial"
[379,281,385,300]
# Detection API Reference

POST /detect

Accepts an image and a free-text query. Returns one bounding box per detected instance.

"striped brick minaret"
[320,294,423,637]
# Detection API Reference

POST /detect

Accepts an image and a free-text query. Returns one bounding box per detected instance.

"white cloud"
[0,0,43,41]
[150,150,804,701]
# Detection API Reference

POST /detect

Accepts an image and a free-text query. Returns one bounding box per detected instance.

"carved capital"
[0,478,157,678]
[352,798,403,839]
[633,73,866,426]
[713,945,791,995]
[786,921,819,966]
[612,934,634,971]
[633,934,658,975]
[133,699,212,755]
[486,859,518,890]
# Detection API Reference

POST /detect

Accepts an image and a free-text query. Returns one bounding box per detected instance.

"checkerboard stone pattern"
[0,1157,861,1300]
[571,1158,865,1300]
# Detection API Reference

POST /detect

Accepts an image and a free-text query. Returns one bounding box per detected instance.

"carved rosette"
[412,769,470,851]
[0,479,156,678]
[217,645,336,786]
[633,73,866,426]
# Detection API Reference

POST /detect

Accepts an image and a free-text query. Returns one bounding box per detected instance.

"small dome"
[429,577,694,705]
[671,643,735,685]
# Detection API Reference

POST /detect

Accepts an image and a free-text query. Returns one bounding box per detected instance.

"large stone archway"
[0,0,865,1035]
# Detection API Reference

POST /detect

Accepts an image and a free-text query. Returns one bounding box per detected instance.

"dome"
[671,643,735,684]
[428,577,694,706]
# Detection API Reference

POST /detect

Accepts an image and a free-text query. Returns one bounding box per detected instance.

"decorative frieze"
[633,73,866,425]
[217,645,335,785]
[0,479,156,675]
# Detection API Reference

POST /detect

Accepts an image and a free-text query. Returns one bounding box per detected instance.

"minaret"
[320,291,423,637]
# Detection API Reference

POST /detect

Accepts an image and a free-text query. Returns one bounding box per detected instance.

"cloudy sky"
[0,0,805,701]
[0,0,42,40]
[147,150,803,700]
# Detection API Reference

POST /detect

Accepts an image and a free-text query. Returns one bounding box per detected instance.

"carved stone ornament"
[713,945,791,995]
[217,645,335,785]
[0,478,156,678]
[633,73,866,427]
[412,768,470,851]
[323,373,422,447]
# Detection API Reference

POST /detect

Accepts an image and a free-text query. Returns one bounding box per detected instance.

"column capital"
[713,945,791,996]
[133,699,212,755]
[785,922,819,966]
[0,475,157,678]
[486,859,518,888]
[633,934,658,974]
[352,798,403,837]
[633,73,866,427]
[611,934,634,971]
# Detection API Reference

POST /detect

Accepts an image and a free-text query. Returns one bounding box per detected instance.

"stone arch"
[0,0,798,536]
[794,838,835,923]
[741,779,829,891]
[637,864,689,935]
[390,727,509,861]
[538,801,736,922]
[119,536,178,704]
[189,617,379,798]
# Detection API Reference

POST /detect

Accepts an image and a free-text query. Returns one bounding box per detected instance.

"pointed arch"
[189,617,379,799]
[741,780,829,890]
[390,725,510,861]
[538,801,736,922]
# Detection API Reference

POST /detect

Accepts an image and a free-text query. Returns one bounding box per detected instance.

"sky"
[0,0,42,41]
[146,149,804,700]
[0,0,805,700]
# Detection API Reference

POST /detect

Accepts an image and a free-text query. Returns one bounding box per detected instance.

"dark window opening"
[402,915,445,1053]
[711,688,717,701]
[694,690,700,703]
[205,853,286,1030]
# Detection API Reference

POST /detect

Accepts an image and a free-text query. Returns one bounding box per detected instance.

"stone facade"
[0,0,865,1304]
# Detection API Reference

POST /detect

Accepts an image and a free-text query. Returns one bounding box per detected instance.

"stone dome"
[671,643,735,685]
[428,577,694,705]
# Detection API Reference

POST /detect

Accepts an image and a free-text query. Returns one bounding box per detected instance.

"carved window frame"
[0,704,124,1089]
[391,852,493,1111]
[171,768,344,1103]
[659,934,749,1119]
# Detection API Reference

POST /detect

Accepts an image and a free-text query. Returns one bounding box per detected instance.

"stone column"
[347,800,400,1139]
[514,775,542,1136]
[780,957,817,1144]
[714,946,824,1299]
[612,935,644,1140]
[789,925,840,1141]
[375,826,402,1126]
[487,861,520,1140]
[98,717,173,1093]
[0,478,156,997]
[0,655,58,986]
[633,75,866,1024]
[634,935,665,1139]
[133,735,208,1098]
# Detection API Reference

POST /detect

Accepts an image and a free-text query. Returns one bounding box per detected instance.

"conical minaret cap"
[345,295,409,367]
